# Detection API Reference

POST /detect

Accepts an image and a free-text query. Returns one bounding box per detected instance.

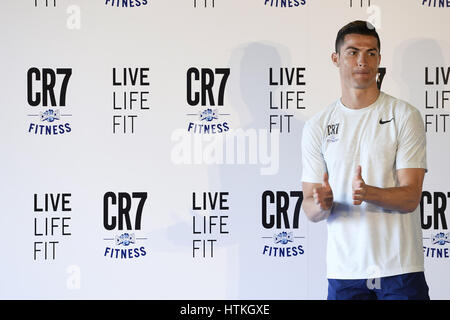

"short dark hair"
[335,20,380,54]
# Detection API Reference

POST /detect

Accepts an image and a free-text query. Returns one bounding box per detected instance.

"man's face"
[332,33,381,90]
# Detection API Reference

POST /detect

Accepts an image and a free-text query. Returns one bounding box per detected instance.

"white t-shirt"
[301,91,427,279]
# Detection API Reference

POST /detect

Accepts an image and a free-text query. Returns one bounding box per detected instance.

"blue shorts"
[327,272,430,300]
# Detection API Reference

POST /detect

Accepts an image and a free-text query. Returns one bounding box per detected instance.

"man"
[301,20,429,300]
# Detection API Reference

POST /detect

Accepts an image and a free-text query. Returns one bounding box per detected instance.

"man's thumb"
[323,171,330,187]
[355,165,362,179]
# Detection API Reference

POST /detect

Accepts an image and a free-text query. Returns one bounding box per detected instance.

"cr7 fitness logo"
[264,0,306,7]
[421,191,450,259]
[326,122,340,143]
[102,192,149,260]
[186,67,230,135]
[260,191,305,257]
[421,0,450,7]
[27,68,72,135]
[104,0,148,8]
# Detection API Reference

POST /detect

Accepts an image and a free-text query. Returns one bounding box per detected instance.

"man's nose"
[357,53,368,67]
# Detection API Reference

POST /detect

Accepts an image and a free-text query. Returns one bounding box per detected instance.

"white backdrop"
[0,0,449,300]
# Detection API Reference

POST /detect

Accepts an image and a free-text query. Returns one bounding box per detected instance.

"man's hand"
[352,165,367,205]
[351,166,425,212]
[313,172,334,211]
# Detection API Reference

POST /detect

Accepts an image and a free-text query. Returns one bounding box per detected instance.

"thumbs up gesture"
[313,172,334,211]
[352,165,367,205]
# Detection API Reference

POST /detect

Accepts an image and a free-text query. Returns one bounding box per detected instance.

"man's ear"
[331,52,339,67]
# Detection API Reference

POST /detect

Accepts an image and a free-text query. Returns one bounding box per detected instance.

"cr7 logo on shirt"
[326,122,340,142]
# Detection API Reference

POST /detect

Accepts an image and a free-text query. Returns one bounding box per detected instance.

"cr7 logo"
[27,68,72,107]
[187,67,230,106]
[262,191,303,229]
[103,192,148,231]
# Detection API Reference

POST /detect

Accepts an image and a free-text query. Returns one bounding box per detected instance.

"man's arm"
[352,166,425,213]
[302,172,334,222]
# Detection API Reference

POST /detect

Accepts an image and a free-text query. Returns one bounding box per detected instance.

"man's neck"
[340,86,380,110]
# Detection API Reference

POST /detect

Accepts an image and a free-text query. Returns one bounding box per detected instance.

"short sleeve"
[301,120,327,183]
[396,108,427,172]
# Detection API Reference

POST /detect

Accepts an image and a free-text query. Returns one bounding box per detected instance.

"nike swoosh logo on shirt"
[379,118,394,124]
